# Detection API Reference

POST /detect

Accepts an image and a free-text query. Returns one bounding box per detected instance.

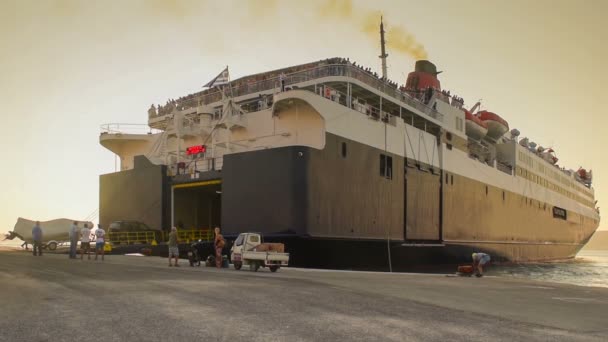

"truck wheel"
[250,261,260,272]
[269,266,279,273]
[234,262,242,270]
[47,242,57,251]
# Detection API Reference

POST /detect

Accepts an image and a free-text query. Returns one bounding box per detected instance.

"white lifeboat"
[464,110,488,140]
[576,168,593,186]
[477,110,509,140]
[540,148,558,165]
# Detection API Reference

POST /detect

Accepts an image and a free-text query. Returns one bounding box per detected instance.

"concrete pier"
[0,251,606,341]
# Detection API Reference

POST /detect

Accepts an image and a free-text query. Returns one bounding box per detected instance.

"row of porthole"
[517,166,594,208]
[484,185,506,201]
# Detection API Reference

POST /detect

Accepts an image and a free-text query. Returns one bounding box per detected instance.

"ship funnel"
[405,60,441,92]
[415,60,439,75]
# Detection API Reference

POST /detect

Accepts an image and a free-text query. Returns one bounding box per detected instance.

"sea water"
[490,250,608,288]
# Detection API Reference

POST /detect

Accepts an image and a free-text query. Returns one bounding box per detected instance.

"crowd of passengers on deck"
[148,57,467,118]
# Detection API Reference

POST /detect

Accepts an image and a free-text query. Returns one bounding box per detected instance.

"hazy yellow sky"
[1,0,606,234]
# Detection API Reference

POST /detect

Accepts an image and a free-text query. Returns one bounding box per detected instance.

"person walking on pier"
[214,227,225,269]
[168,227,180,267]
[69,221,79,259]
[472,252,491,277]
[94,224,106,261]
[80,223,92,260]
[31,221,43,256]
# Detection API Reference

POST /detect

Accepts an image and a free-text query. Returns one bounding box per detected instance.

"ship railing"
[497,161,513,175]
[100,123,161,135]
[314,86,397,123]
[167,156,224,176]
[157,64,443,122]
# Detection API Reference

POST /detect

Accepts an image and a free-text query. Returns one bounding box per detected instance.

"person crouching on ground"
[472,252,491,277]
[214,227,225,269]
[168,227,180,267]
[80,223,92,260]
[94,224,106,261]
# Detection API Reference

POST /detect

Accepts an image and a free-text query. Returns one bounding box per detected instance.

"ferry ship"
[99,21,600,267]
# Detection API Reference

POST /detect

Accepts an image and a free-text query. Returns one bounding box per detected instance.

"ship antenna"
[379,16,388,80]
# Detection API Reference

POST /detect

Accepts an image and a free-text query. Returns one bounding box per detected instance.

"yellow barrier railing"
[107,231,158,245]
[161,229,214,244]
[108,229,213,245]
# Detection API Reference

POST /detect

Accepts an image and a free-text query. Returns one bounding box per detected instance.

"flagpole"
[226,66,232,153]
[227,66,234,99]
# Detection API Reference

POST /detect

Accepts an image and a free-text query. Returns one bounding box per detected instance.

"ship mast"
[379,16,388,80]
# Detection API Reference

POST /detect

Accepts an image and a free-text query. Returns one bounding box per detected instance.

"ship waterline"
[99,57,599,266]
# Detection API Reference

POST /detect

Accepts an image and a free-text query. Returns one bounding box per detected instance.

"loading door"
[172,180,222,230]
[404,166,441,241]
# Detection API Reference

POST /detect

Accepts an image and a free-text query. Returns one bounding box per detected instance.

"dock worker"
[31,221,43,257]
[168,227,180,267]
[214,227,225,269]
[94,224,106,261]
[69,221,79,259]
[80,223,92,260]
[472,252,491,277]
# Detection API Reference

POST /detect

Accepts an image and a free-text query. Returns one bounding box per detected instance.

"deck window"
[380,154,392,179]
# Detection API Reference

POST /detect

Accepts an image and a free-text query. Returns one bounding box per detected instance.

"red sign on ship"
[186,145,206,155]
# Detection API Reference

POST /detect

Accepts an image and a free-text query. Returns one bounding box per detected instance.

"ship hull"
[246,236,589,270]
[100,132,598,266]
[217,132,598,265]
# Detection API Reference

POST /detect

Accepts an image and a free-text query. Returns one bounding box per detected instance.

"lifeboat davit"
[477,110,509,140]
[464,110,488,140]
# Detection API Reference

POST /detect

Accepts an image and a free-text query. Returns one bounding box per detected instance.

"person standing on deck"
[279,73,286,92]
[31,221,43,256]
[94,224,106,261]
[167,227,180,267]
[80,223,92,260]
[472,252,491,277]
[69,221,79,259]
[214,227,225,269]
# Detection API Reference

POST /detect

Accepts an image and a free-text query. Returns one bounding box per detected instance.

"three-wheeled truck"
[230,233,289,272]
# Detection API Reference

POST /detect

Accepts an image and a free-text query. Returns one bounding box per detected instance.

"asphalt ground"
[0,251,606,342]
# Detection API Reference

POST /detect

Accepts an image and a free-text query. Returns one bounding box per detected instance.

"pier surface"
[0,251,606,341]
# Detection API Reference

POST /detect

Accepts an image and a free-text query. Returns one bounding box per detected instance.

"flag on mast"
[203,66,230,88]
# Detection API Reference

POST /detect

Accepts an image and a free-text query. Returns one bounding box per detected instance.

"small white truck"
[230,233,289,272]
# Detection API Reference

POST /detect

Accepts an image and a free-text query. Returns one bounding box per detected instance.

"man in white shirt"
[80,223,92,260]
[94,224,106,261]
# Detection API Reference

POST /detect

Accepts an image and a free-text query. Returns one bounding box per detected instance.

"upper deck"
[142,58,596,200]
[148,58,444,126]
